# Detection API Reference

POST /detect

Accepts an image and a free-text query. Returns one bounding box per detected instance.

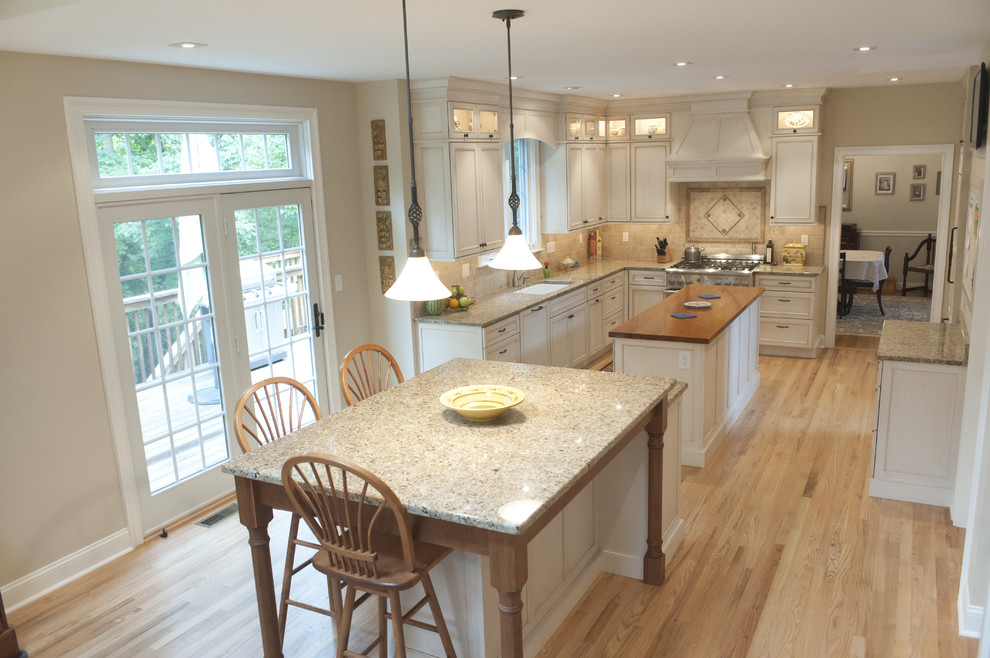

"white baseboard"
[3,528,133,611]
[684,373,761,468]
[869,478,954,508]
[958,578,985,638]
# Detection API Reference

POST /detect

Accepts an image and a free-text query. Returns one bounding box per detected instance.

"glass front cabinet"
[449,103,500,140]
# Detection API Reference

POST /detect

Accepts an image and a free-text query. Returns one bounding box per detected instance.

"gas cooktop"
[667,254,764,273]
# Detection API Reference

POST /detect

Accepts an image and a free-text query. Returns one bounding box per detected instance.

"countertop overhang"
[609,284,764,344]
[877,320,968,366]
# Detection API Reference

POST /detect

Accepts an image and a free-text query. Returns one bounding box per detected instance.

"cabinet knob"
[480,242,487,248]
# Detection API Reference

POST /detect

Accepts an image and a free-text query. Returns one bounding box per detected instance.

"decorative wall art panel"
[373,165,390,206]
[379,256,396,294]
[376,211,394,250]
[686,188,766,243]
[371,119,387,161]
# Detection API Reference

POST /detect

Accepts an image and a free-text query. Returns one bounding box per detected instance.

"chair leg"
[378,596,389,658]
[420,573,456,657]
[876,286,885,315]
[336,585,357,658]
[278,513,303,645]
[389,591,407,657]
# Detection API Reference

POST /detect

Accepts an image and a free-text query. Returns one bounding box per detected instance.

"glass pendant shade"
[384,254,451,301]
[383,0,449,302]
[489,229,542,271]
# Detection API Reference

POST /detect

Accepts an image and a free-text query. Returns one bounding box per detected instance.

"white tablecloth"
[841,250,888,291]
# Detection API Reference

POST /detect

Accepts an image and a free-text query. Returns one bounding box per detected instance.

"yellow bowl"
[439,385,525,422]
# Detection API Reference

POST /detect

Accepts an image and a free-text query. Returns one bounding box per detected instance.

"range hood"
[666,98,768,182]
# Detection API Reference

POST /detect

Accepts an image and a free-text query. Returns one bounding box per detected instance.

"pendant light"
[488,9,543,273]
[385,0,451,301]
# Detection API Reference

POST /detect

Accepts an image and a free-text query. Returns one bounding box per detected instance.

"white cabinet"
[417,142,504,261]
[628,270,667,318]
[564,113,604,141]
[871,359,966,507]
[519,301,550,366]
[769,135,819,225]
[549,287,589,368]
[606,143,630,222]
[485,333,521,362]
[449,102,500,140]
[588,274,625,357]
[419,314,518,371]
[755,273,820,358]
[541,143,606,233]
[630,142,669,223]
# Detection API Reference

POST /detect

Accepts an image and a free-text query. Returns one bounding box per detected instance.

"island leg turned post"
[235,477,282,657]
[644,398,667,586]
[488,535,529,658]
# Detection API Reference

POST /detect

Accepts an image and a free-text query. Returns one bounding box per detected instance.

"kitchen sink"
[513,282,571,295]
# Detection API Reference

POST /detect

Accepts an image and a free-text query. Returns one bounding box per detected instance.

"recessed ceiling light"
[612,93,622,98]
[169,41,207,49]
[855,45,876,52]
[674,61,692,67]
[712,75,727,80]
[783,83,796,88]
[508,75,523,80]
[889,77,900,82]
[563,86,581,91]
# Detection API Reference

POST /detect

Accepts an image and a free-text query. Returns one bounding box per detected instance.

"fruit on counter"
[448,297,460,308]
[459,297,473,308]
[425,298,449,315]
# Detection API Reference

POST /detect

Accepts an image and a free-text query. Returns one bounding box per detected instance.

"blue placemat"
[698,294,721,299]
[671,312,697,319]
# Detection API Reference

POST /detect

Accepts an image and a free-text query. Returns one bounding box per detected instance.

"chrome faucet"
[512,271,528,287]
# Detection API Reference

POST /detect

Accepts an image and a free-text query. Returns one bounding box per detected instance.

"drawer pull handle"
[776,325,790,329]
[643,276,655,280]
[499,349,508,355]
[778,281,792,285]
[532,305,544,312]
[777,299,791,302]
[498,328,507,333]
[568,314,575,319]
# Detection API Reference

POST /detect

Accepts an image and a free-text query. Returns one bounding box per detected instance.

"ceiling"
[1,0,987,99]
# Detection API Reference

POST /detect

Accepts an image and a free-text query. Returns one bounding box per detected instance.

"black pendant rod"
[494,9,525,236]
[402,0,425,256]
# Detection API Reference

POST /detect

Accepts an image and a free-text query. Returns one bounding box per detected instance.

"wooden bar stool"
[282,452,456,658]
[339,344,404,406]
[234,377,337,646]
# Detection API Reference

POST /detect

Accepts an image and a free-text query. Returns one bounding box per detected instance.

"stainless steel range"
[664,253,763,291]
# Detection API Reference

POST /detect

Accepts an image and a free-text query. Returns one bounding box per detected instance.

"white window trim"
[63,97,339,548]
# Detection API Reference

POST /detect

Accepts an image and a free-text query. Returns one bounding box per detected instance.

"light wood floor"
[10,343,977,657]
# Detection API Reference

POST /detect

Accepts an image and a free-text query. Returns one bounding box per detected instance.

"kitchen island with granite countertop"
[225,358,681,657]
[610,284,764,467]
[871,320,968,506]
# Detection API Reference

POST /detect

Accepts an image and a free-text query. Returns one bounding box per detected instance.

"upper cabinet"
[769,105,821,225]
[542,142,606,232]
[450,103,500,140]
[607,142,670,223]
[631,114,670,140]
[565,113,605,141]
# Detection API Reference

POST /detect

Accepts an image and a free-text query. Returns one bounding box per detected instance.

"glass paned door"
[223,189,326,405]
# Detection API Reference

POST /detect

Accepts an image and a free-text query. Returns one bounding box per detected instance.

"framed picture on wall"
[910,183,926,202]
[971,62,988,150]
[875,172,895,195]
[912,164,926,179]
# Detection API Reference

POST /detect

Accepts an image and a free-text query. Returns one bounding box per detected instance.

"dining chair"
[843,246,892,315]
[902,233,936,297]
[234,377,335,645]
[340,344,404,406]
[837,251,850,317]
[281,452,457,658]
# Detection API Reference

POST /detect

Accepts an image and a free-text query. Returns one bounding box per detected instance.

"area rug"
[836,295,932,336]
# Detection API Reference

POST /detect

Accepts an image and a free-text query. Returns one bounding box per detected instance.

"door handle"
[312,302,325,337]
[947,226,957,284]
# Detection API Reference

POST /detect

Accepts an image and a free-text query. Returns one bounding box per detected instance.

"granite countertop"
[609,284,764,344]
[877,320,969,366]
[755,264,824,276]
[417,258,666,328]
[222,358,677,535]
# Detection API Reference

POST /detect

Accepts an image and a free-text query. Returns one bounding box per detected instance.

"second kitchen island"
[610,284,763,467]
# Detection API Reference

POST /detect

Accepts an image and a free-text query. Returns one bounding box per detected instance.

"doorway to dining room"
[825,144,955,345]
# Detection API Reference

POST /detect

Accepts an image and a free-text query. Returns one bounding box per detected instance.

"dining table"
[840,249,888,291]
[223,357,676,657]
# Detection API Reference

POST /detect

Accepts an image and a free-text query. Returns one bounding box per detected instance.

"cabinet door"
[549,311,571,367]
[451,143,483,257]
[568,304,590,367]
[582,144,606,226]
[631,143,668,222]
[416,143,455,261]
[485,333,521,363]
[587,294,606,355]
[606,143,630,222]
[477,143,505,252]
[520,303,550,366]
[629,286,664,318]
[770,136,818,225]
[566,145,585,230]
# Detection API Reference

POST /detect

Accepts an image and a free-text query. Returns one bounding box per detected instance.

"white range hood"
[666,98,768,182]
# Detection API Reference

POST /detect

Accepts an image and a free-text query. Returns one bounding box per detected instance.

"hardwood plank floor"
[9,344,978,656]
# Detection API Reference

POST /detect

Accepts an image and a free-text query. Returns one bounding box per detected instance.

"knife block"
[656,252,672,263]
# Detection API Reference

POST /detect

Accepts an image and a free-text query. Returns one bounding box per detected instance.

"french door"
[99,189,327,535]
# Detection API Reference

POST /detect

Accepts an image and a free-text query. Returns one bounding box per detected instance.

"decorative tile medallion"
[686,188,765,243]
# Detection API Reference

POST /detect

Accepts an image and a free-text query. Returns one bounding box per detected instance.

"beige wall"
[0,51,372,586]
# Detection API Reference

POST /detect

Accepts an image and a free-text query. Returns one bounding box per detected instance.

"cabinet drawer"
[761,291,813,319]
[603,273,624,291]
[602,288,623,317]
[629,270,666,287]
[485,333,521,362]
[484,315,520,344]
[549,287,588,316]
[755,275,814,292]
[759,318,813,348]
[604,311,623,334]
[588,281,606,297]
